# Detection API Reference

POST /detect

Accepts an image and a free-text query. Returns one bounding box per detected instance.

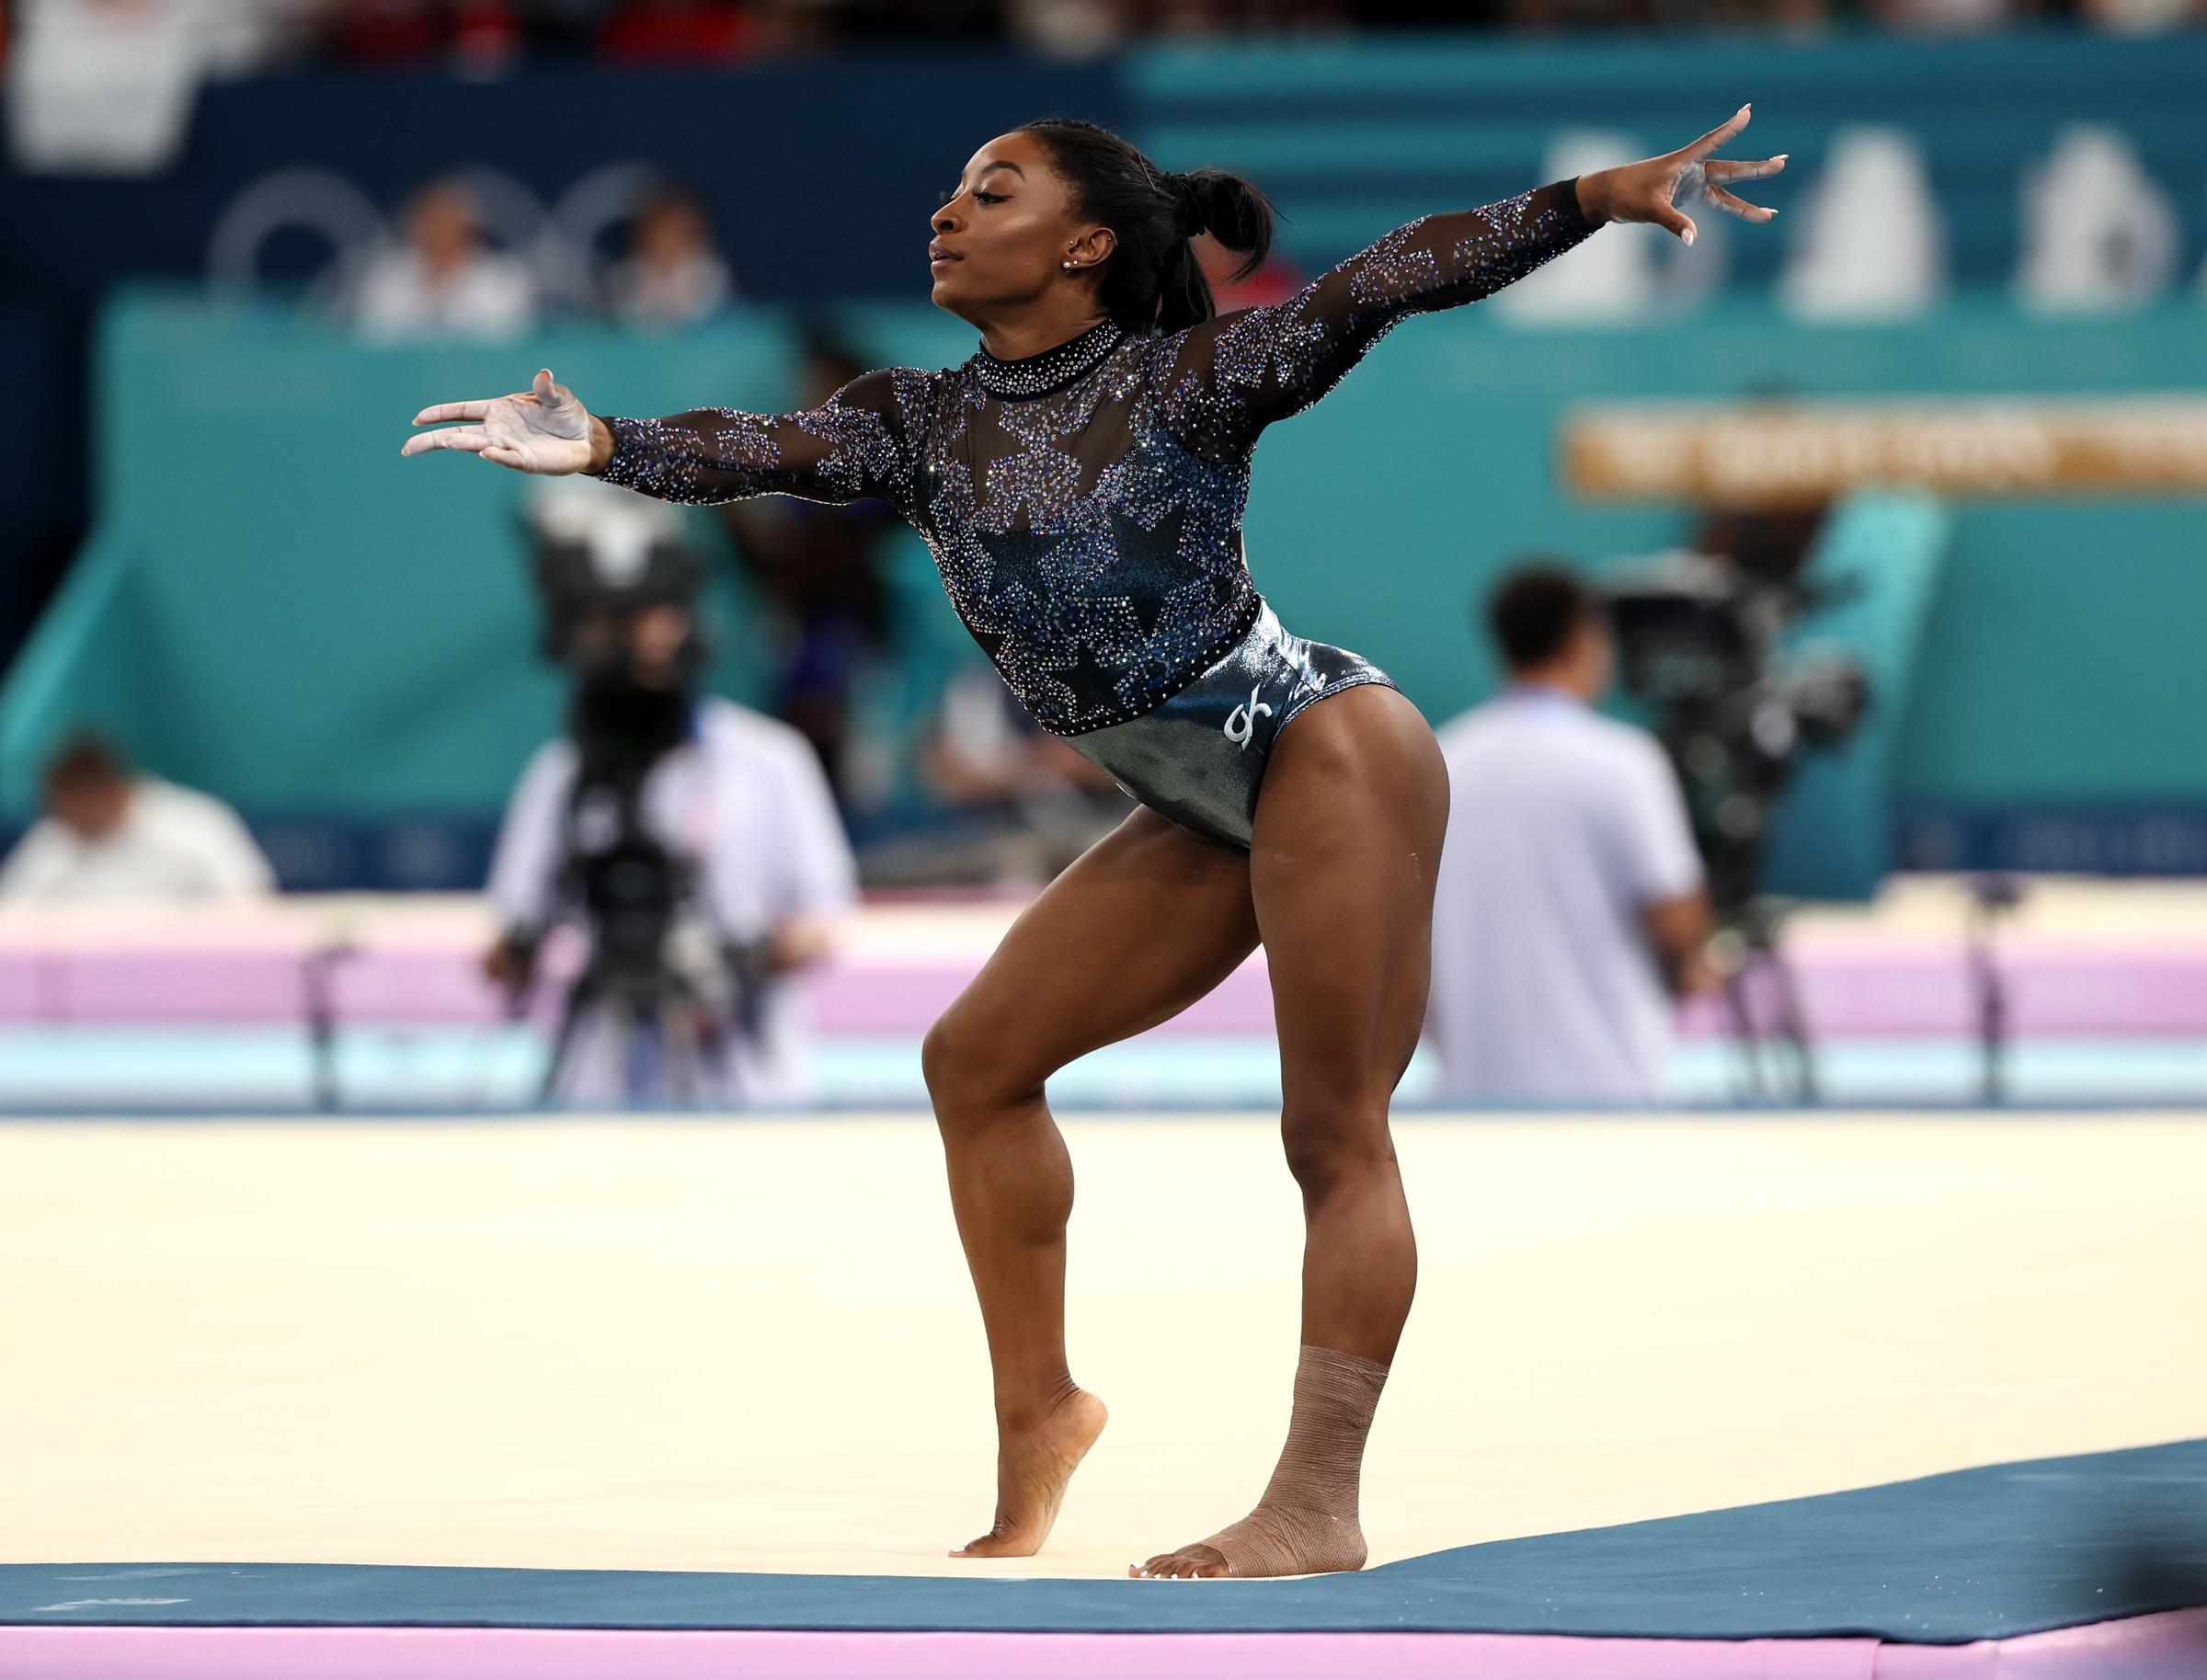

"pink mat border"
[7,943,2207,1037]
[6,1609,2204,1680]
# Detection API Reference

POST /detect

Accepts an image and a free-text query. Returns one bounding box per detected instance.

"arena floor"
[7,1111,2205,1584]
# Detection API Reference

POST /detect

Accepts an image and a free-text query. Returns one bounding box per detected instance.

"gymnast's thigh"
[926,805,1260,1101]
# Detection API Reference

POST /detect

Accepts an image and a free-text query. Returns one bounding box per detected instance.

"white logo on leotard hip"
[1224,684,1274,749]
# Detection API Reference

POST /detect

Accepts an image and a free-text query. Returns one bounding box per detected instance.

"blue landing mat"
[8,1439,2207,1643]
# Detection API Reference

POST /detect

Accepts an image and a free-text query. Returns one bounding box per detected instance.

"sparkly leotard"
[598,181,1594,841]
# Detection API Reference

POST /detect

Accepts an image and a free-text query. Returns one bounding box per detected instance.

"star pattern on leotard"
[1347,219,1446,307]
[600,184,1595,736]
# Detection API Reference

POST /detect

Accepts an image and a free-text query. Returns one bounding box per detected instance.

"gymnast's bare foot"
[1131,1540,1232,1579]
[1131,1507,1367,1579]
[952,1387,1108,1559]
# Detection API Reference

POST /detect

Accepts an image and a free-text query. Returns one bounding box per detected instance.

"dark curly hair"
[1486,563,1604,673]
[1017,118,1276,334]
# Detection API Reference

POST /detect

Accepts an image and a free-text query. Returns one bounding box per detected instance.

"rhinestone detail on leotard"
[599,182,1593,736]
[973,320,1126,400]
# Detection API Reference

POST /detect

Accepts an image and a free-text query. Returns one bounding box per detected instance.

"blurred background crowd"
[6,0,2202,86]
[3,1,2206,1110]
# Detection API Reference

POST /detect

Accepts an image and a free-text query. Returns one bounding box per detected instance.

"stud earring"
[1062,260,1078,272]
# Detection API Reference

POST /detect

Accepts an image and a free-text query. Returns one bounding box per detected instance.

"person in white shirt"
[0,733,276,903]
[1427,566,1713,1104]
[602,183,736,330]
[352,177,536,342]
[483,541,856,1106]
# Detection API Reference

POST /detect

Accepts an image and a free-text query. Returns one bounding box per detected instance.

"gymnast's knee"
[922,1013,1045,1124]
[1278,1096,1397,1197]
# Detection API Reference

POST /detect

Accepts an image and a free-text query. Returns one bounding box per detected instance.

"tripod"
[1719,897,1819,1106]
[538,951,731,1106]
[534,771,740,1108]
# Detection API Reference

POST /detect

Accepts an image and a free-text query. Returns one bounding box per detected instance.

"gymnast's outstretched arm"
[1159,104,1785,457]
[403,365,926,517]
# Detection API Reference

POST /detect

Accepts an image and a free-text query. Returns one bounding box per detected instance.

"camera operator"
[1426,565,1716,1105]
[1601,504,1869,1103]
[484,488,856,1105]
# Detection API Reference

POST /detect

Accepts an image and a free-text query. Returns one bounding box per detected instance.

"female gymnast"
[403,109,1782,1579]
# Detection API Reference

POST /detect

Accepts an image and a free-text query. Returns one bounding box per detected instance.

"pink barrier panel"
[808,962,1276,1035]
[52,954,305,1022]
[1686,949,2207,1040]
[5,1616,2201,1680]
[328,952,510,1023]
[1875,1606,2207,1676]
[6,943,2207,1037]
[0,1626,1878,1680]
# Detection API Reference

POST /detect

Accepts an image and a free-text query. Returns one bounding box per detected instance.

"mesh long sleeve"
[1158,180,1595,459]
[596,367,925,516]
[568,181,1596,739]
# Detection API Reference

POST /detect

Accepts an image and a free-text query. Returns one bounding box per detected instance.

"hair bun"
[1166,172,1205,238]
[1014,117,1277,333]
[1180,166,1275,281]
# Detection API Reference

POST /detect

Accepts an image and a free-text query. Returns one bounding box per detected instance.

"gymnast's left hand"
[1575,105,1786,247]
[400,367,596,474]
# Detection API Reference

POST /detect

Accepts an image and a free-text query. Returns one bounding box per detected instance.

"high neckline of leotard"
[970,319,1126,400]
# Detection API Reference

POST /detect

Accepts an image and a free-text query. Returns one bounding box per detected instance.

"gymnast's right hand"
[401,367,597,474]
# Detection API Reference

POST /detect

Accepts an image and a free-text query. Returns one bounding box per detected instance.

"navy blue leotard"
[598,181,1594,844]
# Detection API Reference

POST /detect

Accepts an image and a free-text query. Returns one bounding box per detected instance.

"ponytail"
[1018,119,1276,333]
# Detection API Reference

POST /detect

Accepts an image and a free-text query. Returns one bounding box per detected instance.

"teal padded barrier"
[1763,493,1950,900]
[1127,33,2207,288]
[4,291,2204,898]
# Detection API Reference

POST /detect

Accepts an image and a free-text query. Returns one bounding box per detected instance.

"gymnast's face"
[929,131,1115,326]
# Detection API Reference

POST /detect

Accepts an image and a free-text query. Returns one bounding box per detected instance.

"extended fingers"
[1707,154,1787,186]
[1688,103,1752,161]
[1707,185,1776,223]
[399,426,491,457]
[411,398,495,426]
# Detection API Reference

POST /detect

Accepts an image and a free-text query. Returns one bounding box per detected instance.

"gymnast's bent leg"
[928,805,1261,1558]
[1135,682,1446,1578]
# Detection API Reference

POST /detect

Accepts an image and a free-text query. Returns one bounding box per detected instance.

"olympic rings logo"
[202,161,681,312]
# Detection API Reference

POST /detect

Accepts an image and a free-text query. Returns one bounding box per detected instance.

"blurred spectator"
[1425,566,1712,1105]
[37,0,2194,76]
[716,331,896,794]
[318,0,524,64]
[0,733,276,902]
[1148,0,1346,29]
[7,0,204,173]
[1006,0,1127,54]
[603,182,737,327]
[597,0,754,59]
[351,177,535,340]
[1779,128,1944,320]
[786,0,1008,40]
[2082,0,2202,30]
[1489,0,1653,29]
[2016,127,2179,314]
[1870,0,2014,30]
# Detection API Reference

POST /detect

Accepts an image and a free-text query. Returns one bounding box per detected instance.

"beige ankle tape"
[1200,1343,1389,1577]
